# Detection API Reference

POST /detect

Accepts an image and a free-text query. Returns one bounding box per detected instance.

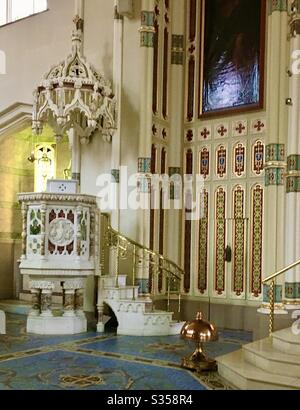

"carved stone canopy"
[32,17,117,144]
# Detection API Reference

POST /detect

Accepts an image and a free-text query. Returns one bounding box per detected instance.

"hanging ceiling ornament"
[32,15,117,144]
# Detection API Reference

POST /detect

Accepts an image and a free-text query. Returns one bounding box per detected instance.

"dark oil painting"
[201,0,266,116]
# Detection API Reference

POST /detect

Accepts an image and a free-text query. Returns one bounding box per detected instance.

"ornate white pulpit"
[18,181,97,335]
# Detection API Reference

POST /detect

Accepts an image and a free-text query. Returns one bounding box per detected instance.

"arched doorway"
[103,302,119,332]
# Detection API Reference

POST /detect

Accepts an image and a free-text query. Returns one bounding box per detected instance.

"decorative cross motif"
[186,130,193,142]
[152,124,157,136]
[236,123,246,134]
[217,125,227,137]
[188,44,195,54]
[201,128,210,139]
[254,120,265,132]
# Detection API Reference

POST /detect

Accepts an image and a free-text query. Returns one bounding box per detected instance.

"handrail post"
[115,236,119,288]
[132,245,136,300]
[167,273,171,312]
[269,280,275,335]
[151,254,156,301]
[178,286,181,318]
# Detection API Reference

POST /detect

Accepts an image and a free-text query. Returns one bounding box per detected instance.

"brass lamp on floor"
[180,312,218,372]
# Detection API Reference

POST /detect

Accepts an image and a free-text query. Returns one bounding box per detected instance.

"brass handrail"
[262,258,300,335]
[102,213,184,282]
[263,259,300,284]
[100,212,184,316]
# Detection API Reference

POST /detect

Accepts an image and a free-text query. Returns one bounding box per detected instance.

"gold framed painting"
[199,0,266,118]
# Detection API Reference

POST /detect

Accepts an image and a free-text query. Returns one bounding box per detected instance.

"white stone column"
[29,288,41,317]
[63,279,85,317]
[285,3,300,309]
[38,282,55,317]
[259,1,288,314]
[63,290,76,317]
[110,2,124,230]
[68,128,81,186]
[136,0,155,295]
[166,0,185,268]
[75,289,84,317]
[96,277,105,333]
[75,0,84,19]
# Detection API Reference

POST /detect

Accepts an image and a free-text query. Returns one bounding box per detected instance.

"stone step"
[243,338,300,378]
[218,350,300,390]
[169,320,185,336]
[272,328,300,355]
[0,299,31,315]
[104,286,139,301]
[144,309,173,317]
[0,300,62,316]
[117,298,154,313]
[102,275,127,287]
[0,310,5,334]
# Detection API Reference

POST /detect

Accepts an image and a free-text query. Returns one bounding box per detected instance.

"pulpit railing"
[263,258,300,335]
[99,212,184,316]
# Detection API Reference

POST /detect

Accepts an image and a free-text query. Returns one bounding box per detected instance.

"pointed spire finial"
[73,14,84,31]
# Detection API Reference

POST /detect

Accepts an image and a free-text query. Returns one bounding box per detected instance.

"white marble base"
[284,304,300,311]
[96,322,105,333]
[218,326,300,390]
[27,315,87,335]
[257,307,288,315]
[0,310,5,334]
[169,321,185,336]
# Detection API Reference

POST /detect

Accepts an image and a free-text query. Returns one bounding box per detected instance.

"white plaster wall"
[0,0,73,111]
[83,0,114,82]
[81,130,112,197]
[0,0,116,111]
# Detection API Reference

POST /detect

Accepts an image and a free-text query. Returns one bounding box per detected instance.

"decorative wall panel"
[234,143,246,177]
[200,147,210,179]
[232,186,245,296]
[149,144,157,293]
[253,140,264,175]
[215,187,226,295]
[216,145,227,178]
[198,189,208,293]
[159,148,167,292]
[251,185,264,297]
[184,149,193,292]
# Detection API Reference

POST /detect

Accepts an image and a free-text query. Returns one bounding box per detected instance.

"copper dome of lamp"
[180,312,218,372]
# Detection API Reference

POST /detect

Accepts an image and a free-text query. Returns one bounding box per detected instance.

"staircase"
[218,327,300,390]
[101,275,183,336]
[96,213,185,336]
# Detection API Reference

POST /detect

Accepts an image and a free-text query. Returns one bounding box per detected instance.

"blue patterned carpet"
[0,314,252,390]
